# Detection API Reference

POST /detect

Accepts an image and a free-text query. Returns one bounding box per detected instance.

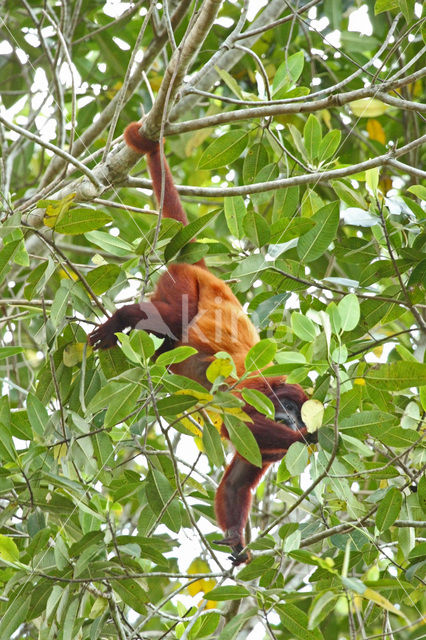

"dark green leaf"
[204,585,250,600]
[376,488,402,531]
[198,131,248,169]
[224,196,246,239]
[224,414,262,467]
[297,201,340,263]
[164,210,218,262]
[55,208,112,234]
[245,339,277,371]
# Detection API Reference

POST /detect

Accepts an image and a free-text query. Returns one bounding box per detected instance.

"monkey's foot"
[213,534,251,566]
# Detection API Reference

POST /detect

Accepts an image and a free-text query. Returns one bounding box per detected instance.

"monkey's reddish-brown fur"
[89,123,316,565]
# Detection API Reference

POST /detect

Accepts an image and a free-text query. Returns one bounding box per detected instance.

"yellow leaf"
[176,389,213,403]
[363,587,408,620]
[379,176,392,195]
[206,357,234,383]
[106,81,122,100]
[42,193,76,228]
[373,345,383,358]
[366,119,386,144]
[349,98,388,118]
[222,406,252,422]
[187,559,216,598]
[58,268,78,281]
[179,415,203,436]
[354,378,366,386]
[321,109,332,129]
[301,399,324,433]
[205,410,223,431]
[53,443,67,461]
[63,342,90,366]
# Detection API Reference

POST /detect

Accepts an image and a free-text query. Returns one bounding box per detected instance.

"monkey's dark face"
[275,398,306,432]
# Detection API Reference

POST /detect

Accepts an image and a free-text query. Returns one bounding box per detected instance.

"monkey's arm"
[214,455,269,565]
[89,300,179,349]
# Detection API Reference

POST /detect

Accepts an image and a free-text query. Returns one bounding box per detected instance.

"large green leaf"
[164,210,218,262]
[198,130,248,169]
[368,362,426,390]
[223,414,262,467]
[297,201,340,263]
[54,208,112,234]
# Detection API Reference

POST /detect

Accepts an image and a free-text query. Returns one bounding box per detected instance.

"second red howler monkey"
[89,122,317,565]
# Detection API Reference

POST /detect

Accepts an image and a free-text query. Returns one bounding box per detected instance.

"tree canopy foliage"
[0,1,425,638]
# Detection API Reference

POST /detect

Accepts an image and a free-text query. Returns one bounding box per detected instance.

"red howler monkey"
[89,122,317,565]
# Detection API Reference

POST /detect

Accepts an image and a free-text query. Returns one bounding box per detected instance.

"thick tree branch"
[127,133,426,196]
[166,70,426,135]
[142,0,223,137]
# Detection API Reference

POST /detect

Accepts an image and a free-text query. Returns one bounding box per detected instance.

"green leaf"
[220,609,258,640]
[54,208,112,234]
[27,392,49,437]
[0,346,24,360]
[0,240,21,285]
[156,346,197,367]
[224,414,262,467]
[376,487,402,531]
[419,474,426,515]
[104,382,141,427]
[285,442,309,475]
[243,143,268,183]
[231,254,267,291]
[297,201,340,263]
[318,129,341,162]
[245,339,277,371]
[198,130,248,169]
[50,285,70,327]
[224,196,246,239]
[339,411,397,438]
[374,0,399,13]
[270,217,315,243]
[304,115,322,161]
[407,185,426,201]
[146,468,181,532]
[237,555,274,580]
[291,312,317,342]
[62,597,79,640]
[215,66,244,98]
[156,394,198,416]
[272,51,304,94]
[241,388,275,420]
[373,427,418,448]
[366,167,379,195]
[204,585,250,601]
[243,210,270,247]
[0,533,19,563]
[398,0,415,23]
[129,329,156,360]
[368,362,426,390]
[112,579,148,614]
[164,210,218,262]
[277,603,324,640]
[85,230,134,257]
[273,185,299,220]
[338,295,360,332]
[86,264,120,295]
[0,594,30,640]
[331,344,348,363]
[202,420,225,467]
[331,180,367,208]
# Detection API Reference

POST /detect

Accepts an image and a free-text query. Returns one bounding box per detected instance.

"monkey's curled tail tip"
[124,122,159,155]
